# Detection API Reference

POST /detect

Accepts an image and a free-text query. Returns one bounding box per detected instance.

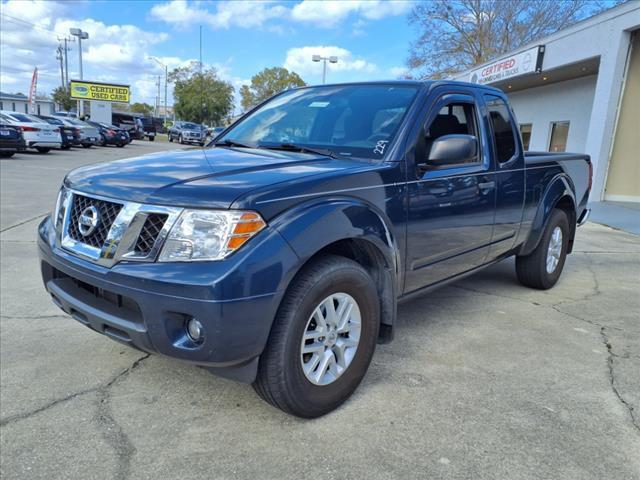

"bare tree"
[407,0,612,79]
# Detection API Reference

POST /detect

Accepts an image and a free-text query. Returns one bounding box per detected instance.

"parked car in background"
[206,126,225,141]
[112,112,143,140]
[135,117,156,141]
[168,121,205,145]
[0,111,61,153]
[37,115,80,150]
[51,111,77,118]
[57,118,100,148]
[38,81,591,417]
[86,121,127,147]
[0,122,26,157]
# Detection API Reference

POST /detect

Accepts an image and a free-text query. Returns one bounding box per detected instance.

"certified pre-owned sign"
[468,45,545,85]
[69,80,130,103]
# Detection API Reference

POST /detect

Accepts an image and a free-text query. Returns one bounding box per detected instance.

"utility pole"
[199,25,203,125]
[149,56,169,120]
[156,75,161,117]
[58,36,72,90]
[56,45,64,90]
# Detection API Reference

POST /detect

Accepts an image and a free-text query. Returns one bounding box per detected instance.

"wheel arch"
[519,174,577,256]
[271,197,400,343]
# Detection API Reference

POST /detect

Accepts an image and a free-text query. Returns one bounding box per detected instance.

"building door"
[605,31,640,203]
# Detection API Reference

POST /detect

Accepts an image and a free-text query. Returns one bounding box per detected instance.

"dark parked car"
[0,123,25,157]
[112,112,142,140]
[135,117,157,141]
[39,81,591,418]
[168,121,205,145]
[38,115,80,150]
[86,121,127,147]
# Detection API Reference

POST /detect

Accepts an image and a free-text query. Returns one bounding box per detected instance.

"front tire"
[254,255,380,418]
[179,134,184,144]
[516,209,570,290]
[168,134,173,143]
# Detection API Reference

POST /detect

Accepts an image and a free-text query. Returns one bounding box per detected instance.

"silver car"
[59,118,100,148]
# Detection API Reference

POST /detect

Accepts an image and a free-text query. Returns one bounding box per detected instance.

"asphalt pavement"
[1,142,638,479]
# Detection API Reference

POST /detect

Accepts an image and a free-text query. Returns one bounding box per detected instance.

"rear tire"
[253,255,380,418]
[35,147,50,153]
[168,134,173,143]
[516,209,570,290]
[149,136,155,142]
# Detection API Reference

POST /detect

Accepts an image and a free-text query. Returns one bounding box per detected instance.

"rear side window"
[485,95,517,163]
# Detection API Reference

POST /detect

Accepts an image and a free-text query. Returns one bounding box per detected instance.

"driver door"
[404,91,496,293]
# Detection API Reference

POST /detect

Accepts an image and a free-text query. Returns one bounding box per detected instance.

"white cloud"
[150,0,288,30]
[150,0,413,30]
[291,0,412,26]
[283,46,377,82]
[0,0,173,105]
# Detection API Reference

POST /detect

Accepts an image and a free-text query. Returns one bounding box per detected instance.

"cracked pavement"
[1,144,639,479]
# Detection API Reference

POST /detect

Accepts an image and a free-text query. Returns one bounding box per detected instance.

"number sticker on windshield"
[374,140,389,155]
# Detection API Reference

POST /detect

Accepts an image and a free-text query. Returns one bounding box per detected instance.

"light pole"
[312,54,338,84]
[70,28,89,116]
[149,56,168,120]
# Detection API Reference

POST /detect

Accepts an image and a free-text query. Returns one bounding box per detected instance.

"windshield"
[219,84,418,159]
[182,122,200,130]
[7,113,46,123]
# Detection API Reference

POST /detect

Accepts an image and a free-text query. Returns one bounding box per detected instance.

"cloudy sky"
[0,0,415,109]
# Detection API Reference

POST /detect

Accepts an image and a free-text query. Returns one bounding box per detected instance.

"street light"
[70,28,89,116]
[312,54,338,84]
[149,56,168,121]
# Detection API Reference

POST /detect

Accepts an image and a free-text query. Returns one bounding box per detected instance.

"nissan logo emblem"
[78,205,100,236]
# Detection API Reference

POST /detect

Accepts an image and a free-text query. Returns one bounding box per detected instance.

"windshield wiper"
[259,143,336,158]
[214,139,255,149]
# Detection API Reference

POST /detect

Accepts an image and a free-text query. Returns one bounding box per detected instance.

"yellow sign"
[69,80,130,103]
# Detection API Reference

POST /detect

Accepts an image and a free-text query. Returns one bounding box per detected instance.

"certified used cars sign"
[69,80,130,103]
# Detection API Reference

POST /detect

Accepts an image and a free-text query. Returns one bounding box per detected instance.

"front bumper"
[38,216,299,382]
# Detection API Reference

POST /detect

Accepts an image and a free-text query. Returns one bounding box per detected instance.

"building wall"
[605,31,640,202]
[0,100,54,115]
[508,75,597,153]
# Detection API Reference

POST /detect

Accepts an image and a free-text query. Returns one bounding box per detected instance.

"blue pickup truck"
[39,81,591,417]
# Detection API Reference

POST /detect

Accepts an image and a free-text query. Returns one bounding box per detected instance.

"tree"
[240,67,306,112]
[169,62,234,125]
[407,0,607,79]
[130,102,154,116]
[51,86,75,111]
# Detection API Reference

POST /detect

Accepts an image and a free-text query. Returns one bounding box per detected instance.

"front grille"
[67,194,123,248]
[134,213,168,256]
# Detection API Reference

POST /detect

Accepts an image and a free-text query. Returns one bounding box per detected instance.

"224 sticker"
[374,140,389,155]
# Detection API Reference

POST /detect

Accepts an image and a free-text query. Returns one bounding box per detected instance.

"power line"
[0,13,70,38]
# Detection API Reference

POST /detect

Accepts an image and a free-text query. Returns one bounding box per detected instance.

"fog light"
[186,318,204,342]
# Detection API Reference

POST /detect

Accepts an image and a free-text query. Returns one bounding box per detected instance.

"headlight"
[53,186,71,231]
[158,209,266,262]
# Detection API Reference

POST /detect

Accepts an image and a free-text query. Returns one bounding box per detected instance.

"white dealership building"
[455,2,640,203]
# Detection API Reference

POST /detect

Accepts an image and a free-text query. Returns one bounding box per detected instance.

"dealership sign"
[468,45,545,85]
[69,80,130,103]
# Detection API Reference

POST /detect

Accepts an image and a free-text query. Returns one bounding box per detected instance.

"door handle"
[478,181,495,190]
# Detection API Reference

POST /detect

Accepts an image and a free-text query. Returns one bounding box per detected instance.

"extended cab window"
[485,96,517,163]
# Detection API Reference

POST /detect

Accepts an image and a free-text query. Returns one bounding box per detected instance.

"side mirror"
[421,134,478,170]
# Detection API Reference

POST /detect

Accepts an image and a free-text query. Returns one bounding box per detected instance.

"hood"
[65,147,364,208]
